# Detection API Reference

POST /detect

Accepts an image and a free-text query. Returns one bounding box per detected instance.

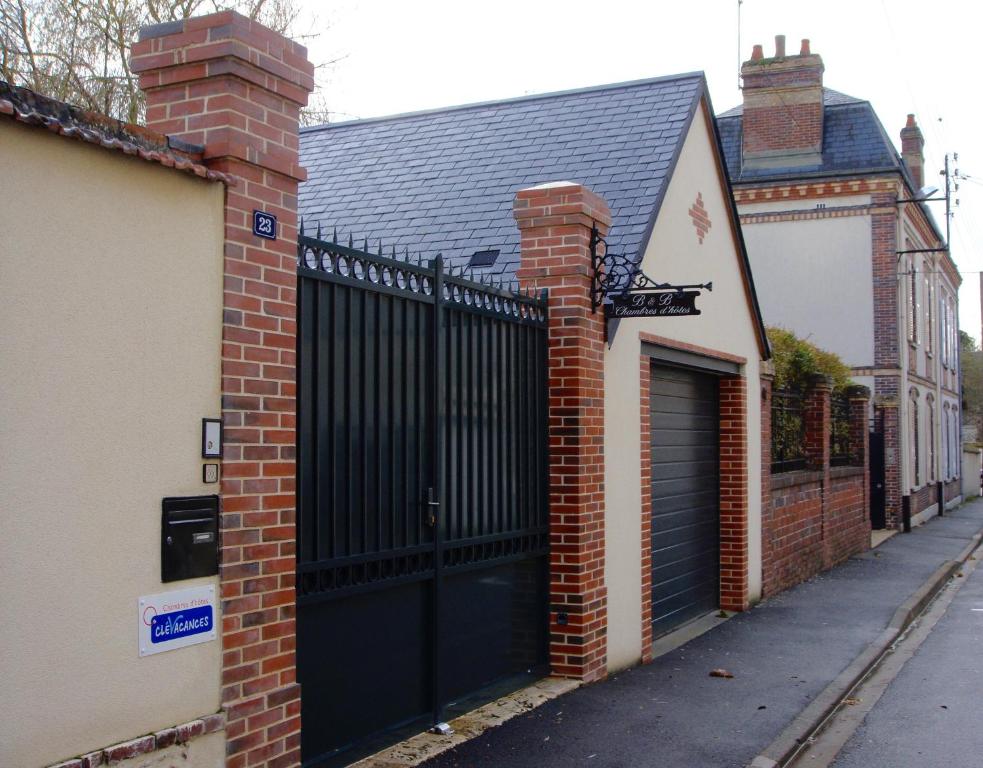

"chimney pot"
[800,38,811,55]
[906,113,917,128]
[775,34,786,58]
[751,44,764,61]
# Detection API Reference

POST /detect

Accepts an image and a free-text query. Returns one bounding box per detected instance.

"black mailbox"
[161,495,219,582]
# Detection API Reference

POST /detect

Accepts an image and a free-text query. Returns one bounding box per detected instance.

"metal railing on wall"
[830,393,856,467]
[771,388,807,473]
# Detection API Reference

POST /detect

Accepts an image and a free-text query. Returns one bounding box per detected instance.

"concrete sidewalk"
[420,499,983,768]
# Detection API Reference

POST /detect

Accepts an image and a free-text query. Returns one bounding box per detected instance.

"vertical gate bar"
[482,316,491,535]
[431,256,445,724]
[539,318,549,530]
[492,318,501,536]
[456,310,465,539]
[469,312,479,535]
[361,287,370,554]
[390,297,398,550]
[334,283,347,559]
[377,294,385,551]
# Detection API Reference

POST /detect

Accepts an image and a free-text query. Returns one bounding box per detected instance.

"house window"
[925,275,934,355]
[907,259,918,344]
[909,389,920,489]
[941,295,949,368]
[943,402,951,478]
[951,407,960,478]
[927,395,936,483]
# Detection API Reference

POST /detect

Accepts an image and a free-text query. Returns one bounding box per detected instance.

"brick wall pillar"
[513,181,610,682]
[803,376,833,567]
[719,375,749,611]
[759,363,774,597]
[132,13,313,768]
[847,384,872,551]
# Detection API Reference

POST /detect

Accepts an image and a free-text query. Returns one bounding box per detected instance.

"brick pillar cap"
[513,181,612,229]
[844,383,871,399]
[807,372,834,390]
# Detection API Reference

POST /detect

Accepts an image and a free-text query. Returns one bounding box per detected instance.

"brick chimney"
[900,113,925,190]
[741,36,825,169]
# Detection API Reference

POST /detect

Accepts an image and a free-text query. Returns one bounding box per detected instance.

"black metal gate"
[869,419,886,530]
[296,232,550,766]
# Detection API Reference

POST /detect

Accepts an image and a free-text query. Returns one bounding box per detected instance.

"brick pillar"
[846,384,872,551]
[132,13,313,768]
[639,357,653,663]
[513,181,610,682]
[871,190,902,530]
[759,364,774,599]
[804,375,833,567]
[719,375,749,611]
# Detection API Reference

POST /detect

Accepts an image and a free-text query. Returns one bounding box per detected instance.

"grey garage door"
[649,364,720,638]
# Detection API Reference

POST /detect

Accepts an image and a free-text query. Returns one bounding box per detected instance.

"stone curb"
[747,529,983,768]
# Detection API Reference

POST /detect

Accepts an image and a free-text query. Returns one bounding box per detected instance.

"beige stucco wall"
[739,199,873,367]
[604,103,765,670]
[0,121,225,767]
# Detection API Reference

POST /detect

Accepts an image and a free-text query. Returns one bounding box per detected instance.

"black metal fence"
[771,388,807,473]
[830,393,856,466]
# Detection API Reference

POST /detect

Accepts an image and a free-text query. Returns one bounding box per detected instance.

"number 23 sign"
[253,210,277,241]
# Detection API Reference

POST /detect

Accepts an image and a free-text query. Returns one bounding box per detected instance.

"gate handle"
[426,487,440,527]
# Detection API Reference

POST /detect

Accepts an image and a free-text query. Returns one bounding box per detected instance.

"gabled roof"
[0,80,235,185]
[298,73,707,277]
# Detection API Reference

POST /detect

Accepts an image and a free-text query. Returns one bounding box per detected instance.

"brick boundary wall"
[719,376,749,611]
[761,383,870,597]
[945,477,961,503]
[46,714,225,768]
[639,357,653,663]
[132,12,313,768]
[514,181,610,682]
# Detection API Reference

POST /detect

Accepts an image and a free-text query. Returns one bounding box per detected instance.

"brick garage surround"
[639,358,653,663]
[513,181,610,682]
[719,376,750,611]
[132,12,313,768]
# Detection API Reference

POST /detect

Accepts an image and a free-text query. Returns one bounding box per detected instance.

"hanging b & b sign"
[607,291,701,318]
[589,225,711,318]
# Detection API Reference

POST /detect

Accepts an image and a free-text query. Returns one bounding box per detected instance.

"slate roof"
[716,87,906,183]
[0,80,235,185]
[298,73,706,279]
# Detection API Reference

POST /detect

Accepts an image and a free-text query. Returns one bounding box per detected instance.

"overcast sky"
[297,0,983,344]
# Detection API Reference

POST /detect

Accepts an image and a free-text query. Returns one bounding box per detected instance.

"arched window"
[952,407,960,479]
[909,389,920,489]
[927,395,936,483]
[943,402,951,478]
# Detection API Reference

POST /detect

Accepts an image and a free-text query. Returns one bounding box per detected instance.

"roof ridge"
[301,71,706,134]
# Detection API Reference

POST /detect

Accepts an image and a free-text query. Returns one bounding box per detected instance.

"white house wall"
[604,102,764,671]
[739,199,874,367]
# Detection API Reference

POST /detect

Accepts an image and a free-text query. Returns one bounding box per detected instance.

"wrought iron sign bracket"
[589,225,712,318]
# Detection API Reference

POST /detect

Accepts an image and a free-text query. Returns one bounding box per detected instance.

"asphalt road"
[831,548,983,768]
[421,503,983,768]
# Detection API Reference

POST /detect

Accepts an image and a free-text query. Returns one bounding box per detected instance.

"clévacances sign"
[138,585,216,657]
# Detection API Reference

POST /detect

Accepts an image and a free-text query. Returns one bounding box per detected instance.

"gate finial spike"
[363,237,369,253]
[333,226,338,244]
[316,221,322,240]
[378,239,383,256]
[392,245,397,259]
[299,217,305,236]
[348,233,354,249]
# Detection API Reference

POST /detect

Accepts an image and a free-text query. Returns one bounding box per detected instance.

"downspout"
[896,182,912,532]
